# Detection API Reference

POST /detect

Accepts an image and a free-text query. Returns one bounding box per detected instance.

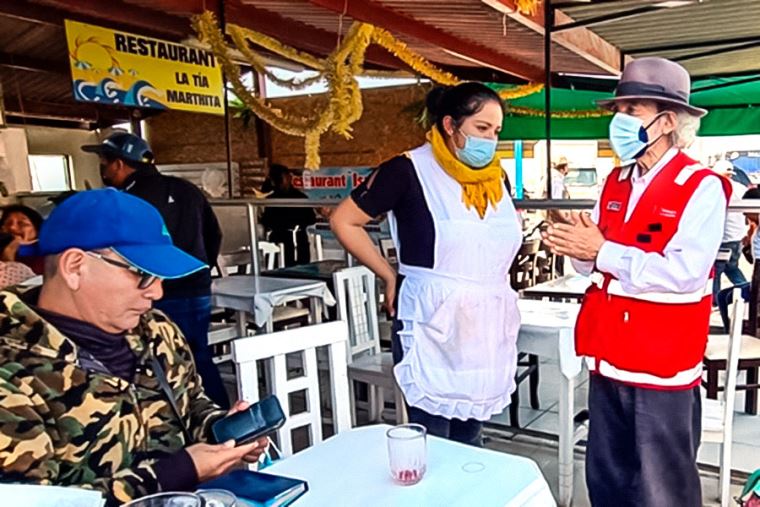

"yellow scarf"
[427,127,503,219]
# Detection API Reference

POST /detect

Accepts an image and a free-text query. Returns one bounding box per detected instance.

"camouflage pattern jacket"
[0,288,226,504]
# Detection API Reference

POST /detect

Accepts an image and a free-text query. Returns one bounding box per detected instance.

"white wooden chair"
[702,287,744,507]
[258,241,285,270]
[333,266,407,425]
[308,230,324,262]
[231,321,352,457]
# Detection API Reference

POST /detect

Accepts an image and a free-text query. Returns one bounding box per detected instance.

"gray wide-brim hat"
[597,57,707,118]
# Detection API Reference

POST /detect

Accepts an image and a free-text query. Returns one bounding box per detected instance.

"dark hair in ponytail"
[425,82,504,134]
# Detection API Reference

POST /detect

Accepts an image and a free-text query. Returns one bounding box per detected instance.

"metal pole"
[544,4,553,199]
[220,0,234,199]
[515,140,524,199]
[130,110,142,137]
[246,203,261,277]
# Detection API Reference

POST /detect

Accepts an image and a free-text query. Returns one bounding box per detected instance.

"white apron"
[390,144,522,421]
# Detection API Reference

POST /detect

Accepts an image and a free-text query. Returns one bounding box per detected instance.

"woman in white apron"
[330,83,522,445]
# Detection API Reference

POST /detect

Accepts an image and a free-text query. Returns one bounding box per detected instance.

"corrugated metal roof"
[556,0,760,77]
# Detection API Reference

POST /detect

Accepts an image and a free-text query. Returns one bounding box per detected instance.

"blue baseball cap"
[81,132,155,165]
[19,189,206,279]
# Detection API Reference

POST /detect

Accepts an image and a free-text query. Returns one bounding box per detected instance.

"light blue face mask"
[455,132,498,169]
[608,112,664,165]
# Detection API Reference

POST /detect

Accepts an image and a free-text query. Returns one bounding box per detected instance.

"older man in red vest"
[544,57,731,506]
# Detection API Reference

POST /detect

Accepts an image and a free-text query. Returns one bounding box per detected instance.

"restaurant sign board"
[64,20,224,115]
[292,167,373,200]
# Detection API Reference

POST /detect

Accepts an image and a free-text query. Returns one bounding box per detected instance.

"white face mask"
[608,112,666,165]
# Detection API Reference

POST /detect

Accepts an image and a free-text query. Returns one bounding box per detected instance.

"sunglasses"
[87,251,159,289]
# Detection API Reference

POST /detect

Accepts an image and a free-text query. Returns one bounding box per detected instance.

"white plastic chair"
[702,287,744,507]
[333,266,407,425]
[231,321,352,457]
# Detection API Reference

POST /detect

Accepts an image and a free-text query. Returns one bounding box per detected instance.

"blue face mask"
[455,132,498,169]
[608,112,664,165]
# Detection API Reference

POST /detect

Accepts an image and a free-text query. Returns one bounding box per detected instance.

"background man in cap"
[712,159,748,304]
[0,189,266,505]
[551,156,570,201]
[544,57,731,505]
[548,156,572,274]
[82,132,228,409]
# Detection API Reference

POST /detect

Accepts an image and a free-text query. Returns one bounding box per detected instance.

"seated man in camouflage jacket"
[0,189,267,505]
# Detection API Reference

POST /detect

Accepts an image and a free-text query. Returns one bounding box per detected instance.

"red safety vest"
[575,151,732,380]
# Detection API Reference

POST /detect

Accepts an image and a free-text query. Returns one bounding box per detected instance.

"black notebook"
[199,469,308,507]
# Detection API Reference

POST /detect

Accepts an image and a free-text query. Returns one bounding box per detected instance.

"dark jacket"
[260,187,316,233]
[122,168,222,299]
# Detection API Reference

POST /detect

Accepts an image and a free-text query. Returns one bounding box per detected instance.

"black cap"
[81,132,155,164]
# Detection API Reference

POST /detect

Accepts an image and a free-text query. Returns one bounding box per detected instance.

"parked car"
[564,167,599,200]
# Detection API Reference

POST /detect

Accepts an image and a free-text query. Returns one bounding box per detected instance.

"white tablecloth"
[514,299,583,507]
[521,274,590,300]
[264,425,555,506]
[211,276,336,326]
[517,299,582,379]
[0,484,103,507]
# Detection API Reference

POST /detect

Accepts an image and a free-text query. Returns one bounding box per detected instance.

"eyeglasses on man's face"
[86,251,160,290]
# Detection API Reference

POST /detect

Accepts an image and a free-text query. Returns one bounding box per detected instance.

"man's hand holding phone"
[186,400,270,482]
[186,438,267,482]
[226,400,270,463]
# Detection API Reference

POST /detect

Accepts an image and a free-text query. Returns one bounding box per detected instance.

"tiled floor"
[484,357,759,505]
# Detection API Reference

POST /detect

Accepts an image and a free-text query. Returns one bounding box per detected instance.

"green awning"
[493,76,760,140]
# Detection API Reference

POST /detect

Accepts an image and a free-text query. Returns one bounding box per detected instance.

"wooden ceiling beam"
[227,1,401,71]
[114,0,403,71]
[4,98,99,122]
[26,0,191,39]
[0,53,69,76]
[307,0,544,82]
[0,0,63,26]
[490,0,626,75]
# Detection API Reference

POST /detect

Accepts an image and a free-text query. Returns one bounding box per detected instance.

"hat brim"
[81,144,120,157]
[113,244,207,279]
[596,95,708,118]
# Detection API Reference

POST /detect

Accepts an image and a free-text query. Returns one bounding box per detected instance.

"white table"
[212,275,336,332]
[264,425,556,506]
[521,274,590,301]
[515,299,583,507]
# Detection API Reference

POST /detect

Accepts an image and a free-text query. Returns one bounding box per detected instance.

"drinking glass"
[196,489,238,507]
[386,423,427,485]
[121,492,202,507]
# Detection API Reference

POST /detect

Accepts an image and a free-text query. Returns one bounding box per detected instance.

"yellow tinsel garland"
[369,27,461,87]
[515,0,542,16]
[193,11,546,169]
[498,83,544,100]
[507,105,612,119]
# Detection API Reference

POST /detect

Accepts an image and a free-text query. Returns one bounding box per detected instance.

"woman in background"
[330,83,522,445]
[260,164,316,266]
[0,232,35,287]
[0,205,44,274]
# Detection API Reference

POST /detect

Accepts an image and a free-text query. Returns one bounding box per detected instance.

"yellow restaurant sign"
[64,20,224,115]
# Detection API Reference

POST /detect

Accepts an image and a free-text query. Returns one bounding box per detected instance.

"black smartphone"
[211,395,286,446]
